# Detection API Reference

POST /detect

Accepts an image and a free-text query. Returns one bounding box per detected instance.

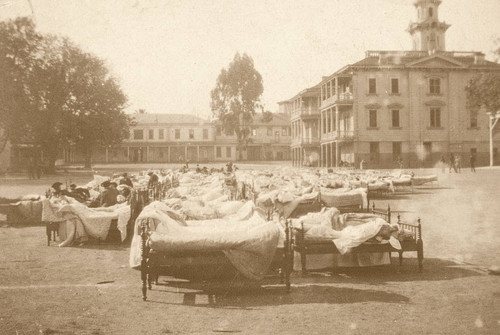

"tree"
[210,53,263,160]
[466,73,500,115]
[63,44,129,168]
[0,17,130,170]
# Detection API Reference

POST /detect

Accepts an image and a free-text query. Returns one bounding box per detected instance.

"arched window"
[428,7,433,17]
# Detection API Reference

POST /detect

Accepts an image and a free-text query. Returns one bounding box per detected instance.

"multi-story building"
[285,0,500,168]
[214,113,291,161]
[279,86,321,167]
[60,112,290,165]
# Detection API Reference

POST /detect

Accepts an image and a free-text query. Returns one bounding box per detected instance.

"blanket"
[129,201,280,281]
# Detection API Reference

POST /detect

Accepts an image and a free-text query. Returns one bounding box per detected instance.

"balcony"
[291,108,320,120]
[320,91,354,109]
[321,130,355,142]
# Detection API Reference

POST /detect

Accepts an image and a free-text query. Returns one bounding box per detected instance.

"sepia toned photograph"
[0,0,499,334]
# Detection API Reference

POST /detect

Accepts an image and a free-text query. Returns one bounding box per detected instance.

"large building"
[280,86,321,167]
[60,112,290,165]
[282,0,500,168]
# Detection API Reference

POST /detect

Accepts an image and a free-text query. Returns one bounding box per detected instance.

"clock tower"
[407,0,450,52]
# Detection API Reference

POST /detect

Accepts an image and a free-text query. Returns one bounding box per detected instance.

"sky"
[1,0,499,119]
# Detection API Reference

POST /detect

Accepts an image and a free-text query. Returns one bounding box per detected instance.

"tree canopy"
[210,53,263,160]
[0,17,130,170]
[466,72,500,114]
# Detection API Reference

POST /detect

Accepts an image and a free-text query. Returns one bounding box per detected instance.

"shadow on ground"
[141,258,480,308]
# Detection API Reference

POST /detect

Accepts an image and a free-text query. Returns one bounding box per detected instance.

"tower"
[407,0,450,52]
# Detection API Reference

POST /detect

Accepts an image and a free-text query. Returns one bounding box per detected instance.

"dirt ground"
[0,165,499,334]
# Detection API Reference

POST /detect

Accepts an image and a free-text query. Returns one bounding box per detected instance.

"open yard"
[0,165,499,334]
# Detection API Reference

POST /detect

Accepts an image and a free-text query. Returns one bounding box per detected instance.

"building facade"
[61,112,290,165]
[279,86,321,167]
[284,0,500,168]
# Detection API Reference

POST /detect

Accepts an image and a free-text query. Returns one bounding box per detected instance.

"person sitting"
[100,181,119,207]
[69,184,90,203]
[50,182,71,198]
[196,164,201,173]
[120,173,134,188]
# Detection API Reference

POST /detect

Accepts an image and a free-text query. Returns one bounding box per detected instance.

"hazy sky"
[1,0,499,118]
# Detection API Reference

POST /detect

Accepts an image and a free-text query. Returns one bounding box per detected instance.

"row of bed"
[0,168,431,301]
[130,168,429,301]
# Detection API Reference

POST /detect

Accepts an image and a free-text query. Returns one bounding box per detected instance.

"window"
[133,129,143,140]
[393,142,402,161]
[326,82,331,99]
[470,110,478,128]
[275,130,280,143]
[158,129,164,140]
[216,147,221,158]
[267,127,272,136]
[226,147,231,157]
[369,110,377,128]
[470,148,477,156]
[430,108,441,128]
[189,129,194,140]
[203,129,208,139]
[391,110,400,127]
[175,129,180,139]
[322,112,327,134]
[391,78,399,94]
[370,142,380,163]
[429,78,440,94]
[252,128,257,136]
[368,78,377,94]
[428,7,433,17]
[148,129,154,140]
[282,127,287,136]
[216,126,221,136]
[326,112,330,132]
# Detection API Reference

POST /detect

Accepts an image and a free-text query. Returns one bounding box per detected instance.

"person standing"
[439,155,446,173]
[470,154,476,173]
[360,159,365,170]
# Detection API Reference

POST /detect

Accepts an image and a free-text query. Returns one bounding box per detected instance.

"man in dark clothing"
[147,171,159,189]
[69,184,90,202]
[470,154,476,173]
[120,173,134,187]
[100,182,118,207]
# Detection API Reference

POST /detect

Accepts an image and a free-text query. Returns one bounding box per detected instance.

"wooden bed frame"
[291,205,423,275]
[139,216,293,301]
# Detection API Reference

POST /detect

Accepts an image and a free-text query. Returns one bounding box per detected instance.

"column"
[167,146,170,162]
[147,146,150,162]
[127,146,130,162]
[335,106,340,167]
[197,146,200,163]
[185,146,188,162]
[105,147,109,163]
[330,143,334,168]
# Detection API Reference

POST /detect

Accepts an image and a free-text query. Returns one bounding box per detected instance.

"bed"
[133,203,292,301]
[291,206,423,274]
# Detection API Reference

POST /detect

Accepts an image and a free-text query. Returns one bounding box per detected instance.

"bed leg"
[398,251,403,266]
[140,221,148,301]
[300,221,307,276]
[417,218,423,272]
[46,223,51,246]
[284,219,291,292]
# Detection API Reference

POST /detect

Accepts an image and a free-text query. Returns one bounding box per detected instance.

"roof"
[253,112,290,126]
[350,50,500,69]
[316,50,500,85]
[278,83,321,104]
[130,113,210,125]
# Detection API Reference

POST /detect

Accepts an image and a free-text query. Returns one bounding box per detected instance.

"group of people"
[440,153,476,173]
[49,172,136,208]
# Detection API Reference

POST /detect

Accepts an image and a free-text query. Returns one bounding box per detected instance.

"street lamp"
[486,111,500,167]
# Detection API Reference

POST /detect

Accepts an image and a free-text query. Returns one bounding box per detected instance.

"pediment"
[387,103,404,109]
[406,55,466,69]
[365,103,382,109]
[425,99,446,106]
